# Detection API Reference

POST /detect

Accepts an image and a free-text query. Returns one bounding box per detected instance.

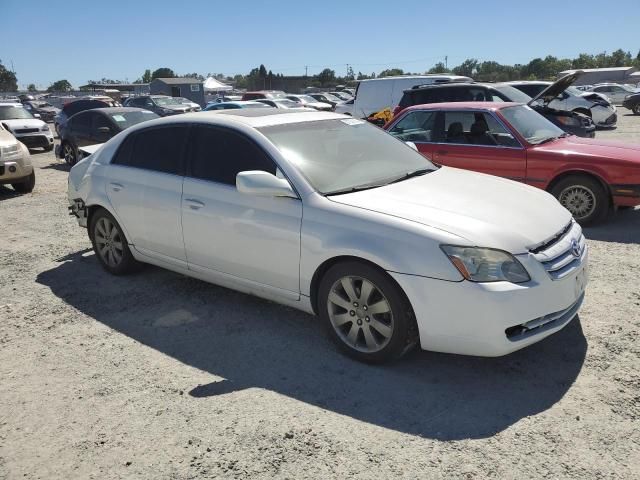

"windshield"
[154,97,180,106]
[259,118,436,194]
[174,97,193,104]
[274,99,300,108]
[109,110,159,129]
[321,93,341,102]
[566,86,582,96]
[0,105,34,120]
[493,85,532,103]
[500,105,565,145]
[297,95,317,103]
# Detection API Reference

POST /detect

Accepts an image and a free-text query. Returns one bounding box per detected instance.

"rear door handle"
[109,182,124,192]
[184,198,205,210]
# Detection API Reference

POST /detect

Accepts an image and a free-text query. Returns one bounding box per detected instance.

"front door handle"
[109,182,124,192]
[436,150,449,155]
[184,198,205,210]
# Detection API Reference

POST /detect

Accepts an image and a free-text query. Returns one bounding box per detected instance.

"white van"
[353,75,473,118]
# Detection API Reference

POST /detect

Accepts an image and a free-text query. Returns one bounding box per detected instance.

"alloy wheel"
[327,276,394,353]
[63,144,76,165]
[558,185,596,220]
[94,217,124,268]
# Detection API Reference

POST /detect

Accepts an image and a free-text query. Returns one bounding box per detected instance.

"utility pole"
[445,56,448,70]
[304,65,308,77]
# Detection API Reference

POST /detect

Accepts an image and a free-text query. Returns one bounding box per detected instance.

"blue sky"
[3,0,639,89]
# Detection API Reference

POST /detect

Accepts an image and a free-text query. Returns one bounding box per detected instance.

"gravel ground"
[1,110,639,479]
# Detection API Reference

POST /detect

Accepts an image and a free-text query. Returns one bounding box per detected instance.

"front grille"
[15,128,39,134]
[605,113,617,125]
[530,221,586,280]
[505,293,584,341]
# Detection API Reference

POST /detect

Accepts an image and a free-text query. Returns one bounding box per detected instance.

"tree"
[27,83,37,92]
[452,59,478,77]
[182,72,204,80]
[0,60,18,92]
[47,80,72,92]
[140,69,152,83]
[151,68,176,80]
[317,68,336,86]
[427,62,449,74]
[378,68,404,78]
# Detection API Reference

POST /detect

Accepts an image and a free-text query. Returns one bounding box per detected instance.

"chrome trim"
[530,222,586,280]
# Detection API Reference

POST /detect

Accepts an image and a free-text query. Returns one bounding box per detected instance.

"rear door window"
[442,111,519,147]
[188,126,276,185]
[112,125,188,175]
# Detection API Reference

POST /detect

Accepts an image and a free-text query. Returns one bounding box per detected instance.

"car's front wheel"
[318,261,418,363]
[551,175,609,226]
[633,103,640,115]
[62,142,77,166]
[12,171,35,193]
[89,209,139,275]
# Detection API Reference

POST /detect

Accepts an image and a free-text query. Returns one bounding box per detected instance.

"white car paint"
[0,104,54,149]
[68,110,587,358]
[0,123,33,185]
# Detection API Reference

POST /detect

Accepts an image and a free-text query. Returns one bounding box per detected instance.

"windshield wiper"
[532,136,559,146]
[325,183,387,196]
[386,168,432,185]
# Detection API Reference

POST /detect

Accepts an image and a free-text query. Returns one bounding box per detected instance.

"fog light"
[9,165,16,173]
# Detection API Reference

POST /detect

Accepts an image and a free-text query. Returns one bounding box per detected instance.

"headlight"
[161,108,174,114]
[625,94,631,100]
[555,115,581,127]
[0,143,20,159]
[441,245,531,283]
[40,124,50,131]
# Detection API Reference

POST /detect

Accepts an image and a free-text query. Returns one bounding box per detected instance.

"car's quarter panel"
[181,179,302,295]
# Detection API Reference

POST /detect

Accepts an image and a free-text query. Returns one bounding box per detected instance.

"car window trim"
[183,123,301,199]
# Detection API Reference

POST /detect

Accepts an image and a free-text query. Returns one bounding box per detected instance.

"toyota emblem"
[571,239,581,258]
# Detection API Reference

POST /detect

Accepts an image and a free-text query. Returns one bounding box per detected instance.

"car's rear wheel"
[551,175,609,226]
[318,261,417,363]
[62,142,77,166]
[12,171,35,193]
[633,103,640,115]
[89,209,139,275]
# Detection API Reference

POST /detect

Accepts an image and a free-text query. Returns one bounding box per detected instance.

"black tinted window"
[112,126,187,175]
[189,126,276,185]
[71,112,92,128]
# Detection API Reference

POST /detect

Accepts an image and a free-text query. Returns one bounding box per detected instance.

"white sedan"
[68,110,588,362]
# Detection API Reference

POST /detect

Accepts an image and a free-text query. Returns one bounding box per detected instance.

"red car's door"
[386,109,437,160]
[432,110,527,182]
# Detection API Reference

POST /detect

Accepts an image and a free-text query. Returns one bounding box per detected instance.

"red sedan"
[384,102,640,225]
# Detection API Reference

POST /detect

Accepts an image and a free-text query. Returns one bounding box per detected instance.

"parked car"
[395,81,597,138]
[68,109,588,362]
[204,101,273,111]
[329,91,352,101]
[0,122,35,192]
[125,95,194,116]
[58,107,159,165]
[622,92,640,114]
[384,102,640,224]
[308,93,343,108]
[241,90,287,100]
[285,94,333,111]
[587,83,640,104]
[334,98,355,116]
[173,97,202,111]
[353,75,473,119]
[0,103,54,151]
[508,75,617,128]
[21,100,60,122]
[55,98,115,137]
[255,99,314,110]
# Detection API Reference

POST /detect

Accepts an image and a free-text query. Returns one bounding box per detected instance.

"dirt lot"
[1,109,639,479]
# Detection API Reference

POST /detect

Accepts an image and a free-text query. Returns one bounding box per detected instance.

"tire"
[62,142,77,166]
[89,209,139,275]
[633,103,640,115]
[550,175,609,226]
[318,261,418,363]
[12,171,35,193]
[44,144,53,152]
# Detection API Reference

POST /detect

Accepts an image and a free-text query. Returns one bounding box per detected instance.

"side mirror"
[236,171,297,198]
[33,113,41,118]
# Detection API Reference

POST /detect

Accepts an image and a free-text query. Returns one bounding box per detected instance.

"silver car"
[508,74,617,128]
[587,83,640,105]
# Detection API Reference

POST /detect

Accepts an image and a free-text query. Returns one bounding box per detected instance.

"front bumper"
[391,248,588,357]
[0,159,34,183]
[14,132,54,149]
[592,105,617,127]
[611,184,640,208]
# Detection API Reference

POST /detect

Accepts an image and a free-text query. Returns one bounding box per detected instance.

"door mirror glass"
[236,171,297,198]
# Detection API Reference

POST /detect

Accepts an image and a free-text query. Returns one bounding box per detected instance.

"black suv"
[396,83,596,138]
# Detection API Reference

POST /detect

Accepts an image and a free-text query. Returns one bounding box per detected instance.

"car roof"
[78,107,154,115]
[403,101,521,112]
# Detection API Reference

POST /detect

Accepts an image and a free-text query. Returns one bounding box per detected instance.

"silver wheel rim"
[63,144,75,164]
[94,217,124,268]
[327,276,394,353]
[558,185,596,220]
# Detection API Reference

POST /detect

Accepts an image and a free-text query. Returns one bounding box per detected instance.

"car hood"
[2,118,47,130]
[165,105,190,112]
[328,167,571,253]
[537,136,640,163]
[529,71,583,106]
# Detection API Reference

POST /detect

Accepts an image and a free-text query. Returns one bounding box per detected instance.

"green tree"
[151,68,176,80]
[0,60,18,92]
[27,83,37,92]
[378,68,404,78]
[452,59,478,77]
[141,69,152,83]
[183,72,204,80]
[427,62,449,74]
[47,80,72,92]
[317,68,336,86]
